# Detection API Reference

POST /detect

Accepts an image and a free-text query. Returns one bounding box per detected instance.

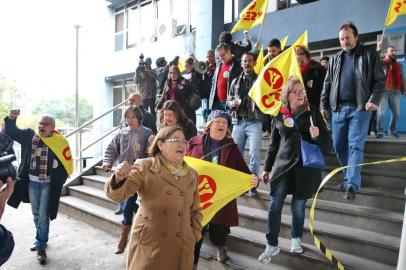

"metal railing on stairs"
[65,99,128,173]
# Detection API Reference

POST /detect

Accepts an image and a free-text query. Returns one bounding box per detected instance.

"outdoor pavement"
[1,204,223,270]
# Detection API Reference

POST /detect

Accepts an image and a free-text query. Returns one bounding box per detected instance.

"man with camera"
[4,109,73,265]
[134,55,158,116]
[0,177,15,267]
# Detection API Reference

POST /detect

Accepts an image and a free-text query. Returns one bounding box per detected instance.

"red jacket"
[187,134,250,226]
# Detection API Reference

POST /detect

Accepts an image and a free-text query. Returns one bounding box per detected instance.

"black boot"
[37,249,47,265]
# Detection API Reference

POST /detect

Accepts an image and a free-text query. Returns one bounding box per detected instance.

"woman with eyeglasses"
[188,110,258,268]
[258,76,331,264]
[105,126,202,270]
[159,100,197,140]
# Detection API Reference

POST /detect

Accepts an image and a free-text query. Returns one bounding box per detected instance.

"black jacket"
[264,109,332,199]
[4,117,68,220]
[302,60,326,109]
[320,43,385,111]
[227,72,264,122]
[155,78,195,121]
[209,57,242,109]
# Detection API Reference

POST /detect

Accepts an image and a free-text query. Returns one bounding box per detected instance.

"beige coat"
[105,157,202,270]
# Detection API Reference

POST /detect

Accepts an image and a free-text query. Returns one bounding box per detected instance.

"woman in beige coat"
[105,126,202,270]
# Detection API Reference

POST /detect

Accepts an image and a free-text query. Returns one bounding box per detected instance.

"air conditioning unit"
[157,19,176,40]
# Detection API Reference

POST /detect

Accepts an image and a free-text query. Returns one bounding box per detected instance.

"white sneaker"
[258,244,280,264]
[290,237,303,253]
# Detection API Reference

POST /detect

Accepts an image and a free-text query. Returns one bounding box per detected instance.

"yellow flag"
[231,0,268,34]
[178,57,186,73]
[248,47,303,116]
[38,131,74,175]
[184,156,253,226]
[385,0,406,26]
[291,30,308,50]
[280,35,289,50]
[254,46,264,75]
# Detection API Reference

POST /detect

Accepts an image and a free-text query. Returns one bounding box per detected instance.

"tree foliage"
[34,96,93,127]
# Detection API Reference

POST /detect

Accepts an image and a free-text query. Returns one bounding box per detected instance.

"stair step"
[320,183,406,212]
[68,185,117,211]
[94,165,115,177]
[82,174,109,190]
[225,226,394,270]
[237,190,403,237]
[59,196,121,235]
[237,205,399,265]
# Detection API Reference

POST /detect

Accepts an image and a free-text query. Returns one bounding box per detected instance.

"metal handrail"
[66,98,128,172]
[66,99,127,138]
[81,126,120,152]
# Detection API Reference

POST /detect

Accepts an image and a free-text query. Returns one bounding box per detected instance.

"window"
[224,0,233,24]
[114,0,192,51]
[114,11,125,51]
[172,0,188,35]
[127,3,140,48]
[140,1,155,43]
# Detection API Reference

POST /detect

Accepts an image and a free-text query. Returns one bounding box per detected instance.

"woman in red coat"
[188,110,258,268]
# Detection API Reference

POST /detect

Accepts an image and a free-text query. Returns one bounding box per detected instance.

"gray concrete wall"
[226,0,406,46]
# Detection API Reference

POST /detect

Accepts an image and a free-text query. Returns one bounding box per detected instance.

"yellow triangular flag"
[254,46,264,75]
[248,46,304,116]
[38,131,74,175]
[291,30,308,50]
[385,0,406,26]
[280,35,289,50]
[184,156,253,226]
[231,0,268,34]
[178,57,186,73]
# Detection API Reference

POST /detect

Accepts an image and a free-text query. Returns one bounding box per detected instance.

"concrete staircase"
[59,136,406,270]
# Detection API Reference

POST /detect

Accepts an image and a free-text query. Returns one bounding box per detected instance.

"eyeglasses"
[165,138,189,146]
[39,122,52,126]
[290,89,306,96]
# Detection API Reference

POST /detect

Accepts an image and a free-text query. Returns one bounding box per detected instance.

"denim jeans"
[28,181,51,250]
[201,99,211,123]
[232,120,262,175]
[331,105,371,191]
[266,179,306,246]
[377,91,401,135]
[142,98,156,115]
[212,101,227,112]
[122,193,139,225]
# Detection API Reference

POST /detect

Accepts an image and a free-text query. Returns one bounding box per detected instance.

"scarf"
[31,135,49,181]
[157,153,189,178]
[280,104,309,120]
[37,130,74,176]
[300,59,312,74]
[384,56,401,91]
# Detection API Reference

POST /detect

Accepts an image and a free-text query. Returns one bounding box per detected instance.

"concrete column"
[397,188,406,270]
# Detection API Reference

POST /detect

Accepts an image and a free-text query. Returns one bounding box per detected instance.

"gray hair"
[40,114,55,128]
[280,76,302,106]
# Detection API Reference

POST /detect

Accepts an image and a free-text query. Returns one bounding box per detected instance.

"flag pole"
[257,21,264,43]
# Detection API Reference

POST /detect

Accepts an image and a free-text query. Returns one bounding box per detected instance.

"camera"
[137,53,146,78]
[0,154,16,183]
[169,56,180,66]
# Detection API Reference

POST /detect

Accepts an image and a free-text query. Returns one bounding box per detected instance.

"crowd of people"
[0,20,404,270]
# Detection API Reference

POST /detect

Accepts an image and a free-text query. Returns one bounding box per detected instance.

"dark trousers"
[142,98,156,114]
[122,193,139,225]
[262,115,273,133]
[193,223,230,265]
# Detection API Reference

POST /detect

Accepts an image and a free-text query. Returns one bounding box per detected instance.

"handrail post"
[397,188,406,270]
[79,132,83,173]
